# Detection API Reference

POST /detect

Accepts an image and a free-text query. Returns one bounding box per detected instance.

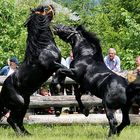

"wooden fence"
[0,76,102,108]
[0,76,140,125]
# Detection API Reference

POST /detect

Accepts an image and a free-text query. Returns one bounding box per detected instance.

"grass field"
[0,124,140,140]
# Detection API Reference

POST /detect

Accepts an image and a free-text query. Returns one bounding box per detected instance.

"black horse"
[0,5,65,135]
[51,24,140,137]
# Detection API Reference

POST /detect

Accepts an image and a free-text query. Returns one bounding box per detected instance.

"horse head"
[53,24,80,43]
[53,24,104,62]
[24,5,55,27]
[24,5,57,61]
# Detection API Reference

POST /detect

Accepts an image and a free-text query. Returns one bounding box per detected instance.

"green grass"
[0,124,140,140]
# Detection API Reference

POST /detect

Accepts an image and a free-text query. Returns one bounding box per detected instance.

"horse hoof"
[24,131,32,136]
[16,131,32,137]
[83,109,89,117]
[55,111,61,117]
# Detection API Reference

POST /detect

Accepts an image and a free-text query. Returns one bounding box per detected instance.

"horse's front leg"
[51,68,87,115]
[50,74,64,117]
[50,68,76,95]
[16,98,31,135]
[50,69,68,116]
[6,89,31,136]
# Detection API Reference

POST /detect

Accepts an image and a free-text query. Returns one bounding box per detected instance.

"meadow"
[0,124,140,140]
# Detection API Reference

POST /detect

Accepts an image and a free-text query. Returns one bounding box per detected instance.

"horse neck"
[25,24,54,61]
[93,46,104,62]
[70,35,104,62]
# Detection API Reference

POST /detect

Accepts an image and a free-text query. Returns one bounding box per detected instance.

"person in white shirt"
[66,51,73,69]
[104,48,121,72]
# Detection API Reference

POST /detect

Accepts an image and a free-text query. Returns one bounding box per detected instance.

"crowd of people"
[0,49,140,115]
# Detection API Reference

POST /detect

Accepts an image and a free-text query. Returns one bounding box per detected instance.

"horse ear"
[30,8,35,13]
[76,24,85,31]
[40,6,44,12]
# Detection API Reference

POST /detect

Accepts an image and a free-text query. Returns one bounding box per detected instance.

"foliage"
[0,0,140,70]
[56,0,140,70]
[0,0,43,67]
[0,0,25,66]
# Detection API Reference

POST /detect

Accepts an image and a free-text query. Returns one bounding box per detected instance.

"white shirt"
[7,67,15,76]
[104,55,121,72]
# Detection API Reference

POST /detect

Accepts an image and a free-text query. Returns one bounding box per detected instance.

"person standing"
[104,48,121,72]
[134,56,140,75]
[66,51,73,69]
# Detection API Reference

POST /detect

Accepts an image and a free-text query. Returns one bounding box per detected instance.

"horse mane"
[76,25,104,62]
[24,6,54,63]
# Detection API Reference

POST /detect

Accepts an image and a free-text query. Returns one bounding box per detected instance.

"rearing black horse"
[0,5,65,135]
[51,24,137,137]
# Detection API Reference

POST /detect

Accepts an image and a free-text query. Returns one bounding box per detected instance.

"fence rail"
[0,76,102,108]
[1,76,140,125]
[30,95,102,108]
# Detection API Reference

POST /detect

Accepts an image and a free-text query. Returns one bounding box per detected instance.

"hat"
[10,57,19,65]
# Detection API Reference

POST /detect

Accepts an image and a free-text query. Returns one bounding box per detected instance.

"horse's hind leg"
[117,104,131,135]
[75,93,89,116]
[0,98,8,120]
[7,105,31,136]
[7,110,22,135]
[104,106,118,137]
[5,88,30,135]
[16,107,31,135]
[16,98,31,135]
[0,106,9,121]
[50,72,66,116]
[75,87,89,117]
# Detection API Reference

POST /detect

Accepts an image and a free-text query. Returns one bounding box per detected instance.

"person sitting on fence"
[127,56,140,82]
[127,56,140,114]
[104,48,121,72]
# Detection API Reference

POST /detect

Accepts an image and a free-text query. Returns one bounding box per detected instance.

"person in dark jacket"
[0,57,19,76]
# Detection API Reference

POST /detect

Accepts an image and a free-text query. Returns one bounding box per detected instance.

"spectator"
[104,48,121,72]
[39,86,51,96]
[35,86,54,114]
[129,56,140,114]
[0,57,19,76]
[127,56,140,83]
[134,56,140,75]
[61,57,67,67]
[66,51,73,69]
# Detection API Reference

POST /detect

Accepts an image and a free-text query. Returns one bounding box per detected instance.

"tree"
[0,0,28,66]
[0,0,139,70]
[58,0,140,69]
